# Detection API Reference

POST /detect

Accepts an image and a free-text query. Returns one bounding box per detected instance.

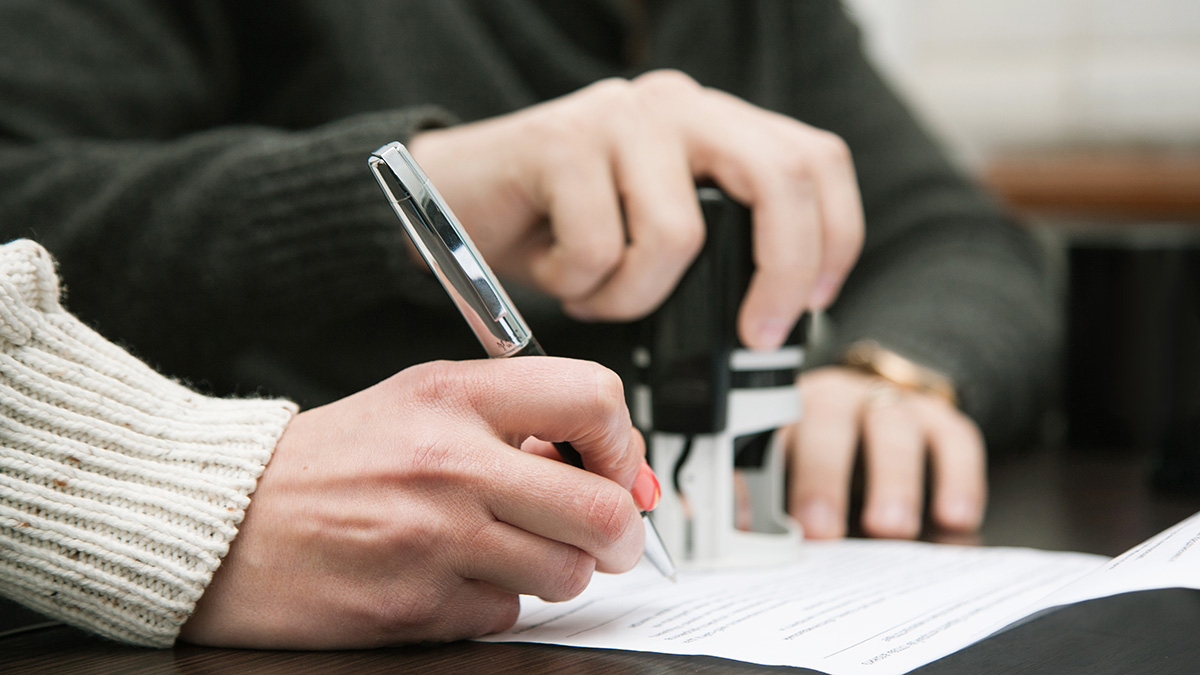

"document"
[480,510,1200,674]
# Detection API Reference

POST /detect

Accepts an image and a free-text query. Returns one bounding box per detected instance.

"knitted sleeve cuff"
[0,240,297,647]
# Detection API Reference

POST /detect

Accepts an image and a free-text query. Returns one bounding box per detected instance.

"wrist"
[840,340,959,408]
[0,240,297,646]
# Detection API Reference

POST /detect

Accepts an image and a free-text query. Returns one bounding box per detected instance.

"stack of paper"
[481,511,1200,674]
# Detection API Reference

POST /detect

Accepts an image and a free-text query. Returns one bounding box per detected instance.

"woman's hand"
[181,357,658,649]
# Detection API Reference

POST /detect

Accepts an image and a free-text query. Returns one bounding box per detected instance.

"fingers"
[401,358,647,573]
[789,371,863,539]
[740,178,822,349]
[530,131,626,301]
[562,82,706,321]
[523,436,662,513]
[789,368,988,541]
[916,397,988,531]
[807,133,865,309]
[456,514,651,603]
[402,581,522,644]
[475,444,646,575]
[458,518,597,602]
[425,70,864,334]
[857,384,988,538]
[666,83,864,349]
[860,388,926,538]
[459,583,523,638]
[362,578,522,645]
[423,357,644,489]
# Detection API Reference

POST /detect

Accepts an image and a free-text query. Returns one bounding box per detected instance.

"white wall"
[843,0,1200,166]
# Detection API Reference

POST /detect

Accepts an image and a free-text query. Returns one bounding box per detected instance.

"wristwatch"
[841,340,959,407]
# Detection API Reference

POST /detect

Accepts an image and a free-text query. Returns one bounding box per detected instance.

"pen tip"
[669,573,678,584]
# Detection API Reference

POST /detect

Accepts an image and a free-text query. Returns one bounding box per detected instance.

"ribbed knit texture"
[0,240,297,647]
[0,0,1059,448]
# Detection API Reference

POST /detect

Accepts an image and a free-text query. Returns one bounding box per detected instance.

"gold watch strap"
[841,340,959,407]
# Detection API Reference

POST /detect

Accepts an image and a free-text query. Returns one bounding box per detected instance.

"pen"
[369,141,678,582]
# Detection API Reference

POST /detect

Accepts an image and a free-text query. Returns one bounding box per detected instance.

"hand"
[180,358,658,649]
[408,69,864,350]
[786,367,986,540]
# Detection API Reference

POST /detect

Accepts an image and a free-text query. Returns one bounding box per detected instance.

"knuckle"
[584,482,636,549]
[572,78,638,123]
[429,593,520,642]
[777,149,816,182]
[589,365,628,416]
[534,99,610,154]
[812,129,853,166]
[659,215,706,259]
[404,361,497,430]
[588,76,635,100]
[634,69,701,98]
[405,360,464,406]
[492,595,521,633]
[562,238,623,283]
[537,116,596,166]
[550,547,595,601]
[581,364,632,440]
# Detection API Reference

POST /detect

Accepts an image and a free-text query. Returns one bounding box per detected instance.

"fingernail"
[871,501,919,538]
[809,274,840,310]
[632,460,661,512]
[756,318,791,350]
[798,500,839,539]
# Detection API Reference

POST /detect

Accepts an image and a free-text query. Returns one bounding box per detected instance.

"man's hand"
[787,367,987,540]
[180,358,657,649]
[409,70,864,351]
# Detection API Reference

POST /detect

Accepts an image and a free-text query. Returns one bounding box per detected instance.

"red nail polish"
[632,461,661,512]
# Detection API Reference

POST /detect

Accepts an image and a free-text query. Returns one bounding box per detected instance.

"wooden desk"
[3,446,1200,674]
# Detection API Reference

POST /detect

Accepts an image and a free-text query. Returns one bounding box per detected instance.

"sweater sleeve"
[0,239,297,647]
[787,4,1060,450]
[0,1,455,381]
[648,0,1058,449]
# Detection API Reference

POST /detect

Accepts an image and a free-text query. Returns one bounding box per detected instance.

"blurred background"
[844,0,1200,163]
[844,0,1200,484]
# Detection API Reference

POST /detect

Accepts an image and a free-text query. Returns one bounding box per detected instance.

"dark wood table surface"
[4,445,1200,674]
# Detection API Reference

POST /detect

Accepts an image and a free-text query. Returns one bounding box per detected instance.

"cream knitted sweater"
[0,240,296,646]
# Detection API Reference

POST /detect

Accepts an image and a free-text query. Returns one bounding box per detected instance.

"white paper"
[480,540,1104,674]
[1016,510,1200,616]
[481,510,1200,674]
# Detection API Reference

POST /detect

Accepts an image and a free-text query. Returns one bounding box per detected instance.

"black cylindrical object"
[638,188,807,435]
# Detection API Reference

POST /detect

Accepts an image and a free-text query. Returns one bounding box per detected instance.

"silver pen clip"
[369,142,533,357]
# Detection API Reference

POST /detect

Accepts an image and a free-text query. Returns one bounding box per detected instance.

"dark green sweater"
[0,0,1057,448]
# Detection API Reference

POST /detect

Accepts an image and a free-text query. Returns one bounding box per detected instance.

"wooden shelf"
[983,151,1200,222]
